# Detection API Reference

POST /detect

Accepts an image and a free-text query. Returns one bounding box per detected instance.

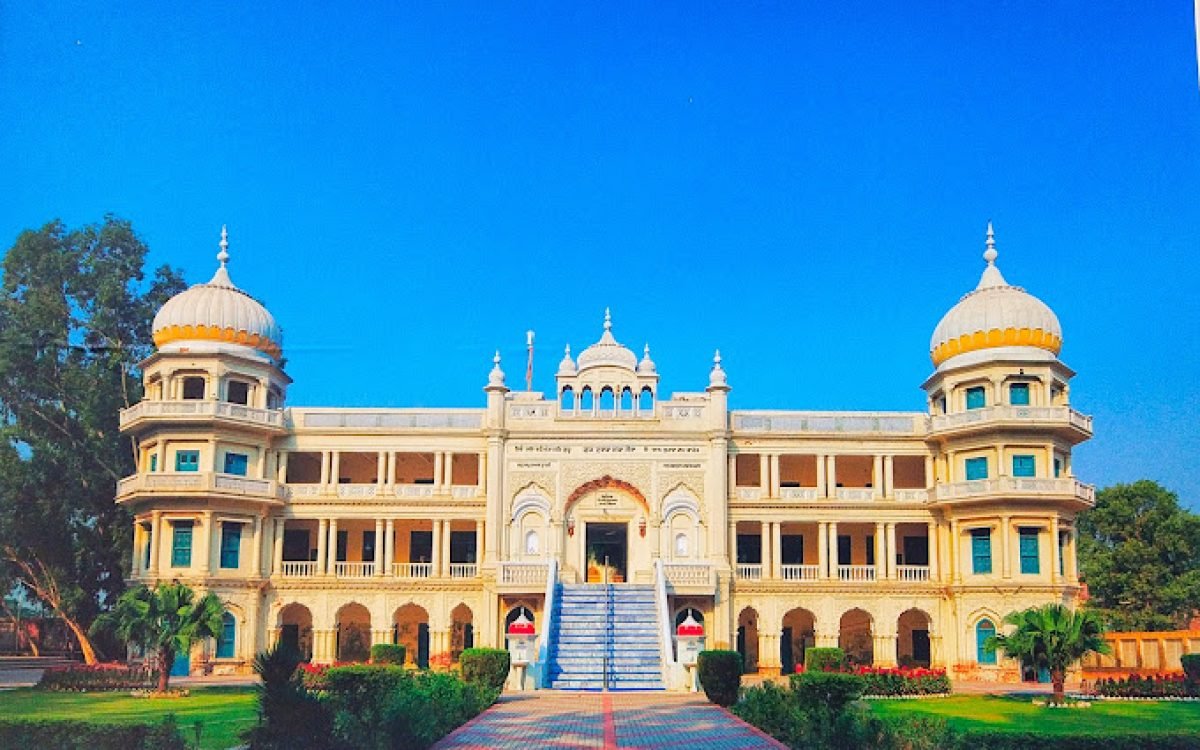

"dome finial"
[984,221,997,265]
[487,349,506,388]
[218,225,230,267]
[708,348,728,389]
[603,307,612,332]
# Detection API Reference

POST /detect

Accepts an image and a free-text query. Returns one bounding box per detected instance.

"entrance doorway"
[585,522,627,583]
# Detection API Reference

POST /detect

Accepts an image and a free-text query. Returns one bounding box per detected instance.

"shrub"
[1093,673,1200,698]
[854,666,951,696]
[790,671,866,715]
[697,650,743,706]
[35,662,158,692]
[244,643,332,750]
[370,644,407,665]
[0,717,186,750]
[460,648,510,691]
[805,647,848,673]
[731,681,810,747]
[954,731,1200,749]
[1182,654,1200,683]
[325,665,412,749]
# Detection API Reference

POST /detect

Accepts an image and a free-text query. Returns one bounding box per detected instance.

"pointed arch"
[511,483,553,522]
[661,484,701,522]
[564,475,650,518]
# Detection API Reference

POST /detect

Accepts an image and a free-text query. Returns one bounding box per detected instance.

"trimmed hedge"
[789,671,865,715]
[460,648,510,691]
[35,663,158,692]
[804,647,847,673]
[855,666,951,696]
[370,644,406,665]
[955,731,1200,749]
[1182,654,1200,683]
[1094,674,1199,698]
[0,717,186,750]
[697,650,742,707]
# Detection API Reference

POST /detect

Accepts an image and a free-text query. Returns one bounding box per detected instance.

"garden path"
[433,691,786,749]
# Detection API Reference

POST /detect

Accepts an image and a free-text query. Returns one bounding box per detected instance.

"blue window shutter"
[971,530,992,574]
[149,454,158,472]
[1010,383,1030,406]
[219,525,241,569]
[216,613,236,659]
[965,457,988,480]
[977,620,997,664]
[1012,455,1035,477]
[171,522,193,567]
[966,387,986,410]
[175,450,199,472]
[1019,529,1040,574]
[223,453,248,476]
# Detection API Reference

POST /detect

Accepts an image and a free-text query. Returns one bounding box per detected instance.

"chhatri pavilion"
[118,223,1092,686]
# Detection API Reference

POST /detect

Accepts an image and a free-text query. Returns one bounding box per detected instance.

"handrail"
[654,559,675,686]
[533,556,557,688]
[604,584,612,691]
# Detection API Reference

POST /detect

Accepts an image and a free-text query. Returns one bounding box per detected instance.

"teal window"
[965,457,988,480]
[171,521,193,567]
[971,529,992,574]
[1019,528,1040,574]
[1054,458,1062,478]
[223,452,248,476]
[216,612,236,659]
[1012,455,1036,477]
[976,619,997,664]
[219,524,241,569]
[966,387,986,410]
[1009,383,1030,405]
[175,450,199,472]
[149,454,158,472]
[1059,532,1067,576]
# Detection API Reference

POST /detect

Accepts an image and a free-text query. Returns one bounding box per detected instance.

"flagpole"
[526,330,535,392]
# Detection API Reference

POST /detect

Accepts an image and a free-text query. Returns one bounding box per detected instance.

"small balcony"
[393,562,433,579]
[780,564,821,581]
[935,477,1095,505]
[837,564,877,582]
[116,471,284,505]
[929,405,1093,440]
[736,563,763,580]
[496,561,550,593]
[120,399,286,432]
[896,565,930,582]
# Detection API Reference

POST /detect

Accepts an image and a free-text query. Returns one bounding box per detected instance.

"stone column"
[272,519,285,575]
[444,452,455,487]
[826,456,837,497]
[828,522,839,577]
[816,454,826,497]
[433,453,444,492]
[317,518,329,575]
[442,520,453,576]
[374,518,385,576]
[376,451,386,486]
[758,455,769,493]
[924,455,934,488]
[760,522,770,576]
[330,452,341,486]
[872,455,883,499]
[475,520,485,564]
[277,451,288,483]
[319,451,330,486]
[727,456,737,496]
[1050,517,1060,583]
[772,522,782,579]
[131,520,142,577]
[384,519,395,575]
[328,518,339,575]
[927,521,939,581]
[1067,527,1079,582]
[949,519,960,583]
[431,520,442,577]
[728,524,738,567]
[874,633,898,667]
[817,522,829,579]
[757,630,781,673]
[387,452,397,486]
[874,523,886,579]
[886,522,898,579]
[770,455,781,497]
[196,511,213,574]
[1000,515,1012,579]
[884,455,895,498]
[251,515,264,577]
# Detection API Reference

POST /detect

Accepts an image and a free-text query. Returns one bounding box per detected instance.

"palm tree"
[94,581,225,692]
[985,603,1110,704]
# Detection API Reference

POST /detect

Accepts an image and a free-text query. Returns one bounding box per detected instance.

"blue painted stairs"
[546,584,665,690]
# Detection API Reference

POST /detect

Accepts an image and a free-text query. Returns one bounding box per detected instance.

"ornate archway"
[564,475,650,518]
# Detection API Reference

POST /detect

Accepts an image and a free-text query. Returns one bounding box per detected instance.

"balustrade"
[736,563,763,580]
[780,564,820,581]
[393,562,433,579]
[498,561,548,585]
[896,565,930,582]
[449,563,478,578]
[837,564,876,582]
[333,562,374,578]
[280,561,318,577]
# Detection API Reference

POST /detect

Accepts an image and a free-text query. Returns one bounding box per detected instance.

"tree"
[93,581,224,692]
[0,217,184,663]
[1078,480,1200,631]
[985,603,1109,704]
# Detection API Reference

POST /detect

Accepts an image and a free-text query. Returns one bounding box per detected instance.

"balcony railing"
[781,564,821,581]
[498,561,549,586]
[280,483,481,500]
[837,565,877,582]
[280,561,318,577]
[393,562,433,579]
[662,563,714,588]
[296,409,483,430]
[449,563,478,578]
[120,399,284,429]
[930,405,1093,434]
[735,487,762,500]
[896,565,930,582]
[936,477,1095,503]
[736,563,763,580]
[333,562,374,578]
[117,471,282,501]
[734,411,925,434]
[894,488,930,502]
[780,487,819,500]
[835,488,875,501]
[337,484,378,499]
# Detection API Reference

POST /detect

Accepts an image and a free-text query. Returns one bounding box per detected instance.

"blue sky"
[2,3,1198,505]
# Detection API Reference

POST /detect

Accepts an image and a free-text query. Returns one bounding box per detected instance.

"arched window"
[524,530,540,556]
[620,388,633,412]
[976,619,997,664]
[674,532,690,558]
[560,387,574,411]
[599,387,615,411]
[579,387,594,412]
[216,612,236,659]
[639,387,654,412]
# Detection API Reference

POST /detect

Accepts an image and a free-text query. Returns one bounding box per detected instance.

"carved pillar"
[874,523,885,578]
[384,519,395,575]
[328,518,339,575]
[872,455,884,499]
[828,521,839,577]
[374,518,385,576]
[816,454,826,497]
[317,518,329,575]
[886,522,897,579]
[817,521,829,579]
[927,521,939,582]
[874,633,898,667]
[431,520,442,576]
[884,455,895,498]
[251,515,264,577]
[1000,515,1012,579]
[272,519,285,575]
[196,511,213,574]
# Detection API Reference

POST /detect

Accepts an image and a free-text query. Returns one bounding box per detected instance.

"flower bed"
[793,663,951,696]
[35,663,158,692]
[1093,674,1199,699]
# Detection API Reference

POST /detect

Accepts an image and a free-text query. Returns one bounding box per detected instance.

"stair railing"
[533,556,558,689]
[654,559,676,687]
[603,583,612,690]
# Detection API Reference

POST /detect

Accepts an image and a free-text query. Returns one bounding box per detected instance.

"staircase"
[546,583,665,690]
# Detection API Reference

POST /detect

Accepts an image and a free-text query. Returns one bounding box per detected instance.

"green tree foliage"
[1078,481,1200,631]
[985,603,1109,704]
[0,217,184,662]
[91,582,223,692]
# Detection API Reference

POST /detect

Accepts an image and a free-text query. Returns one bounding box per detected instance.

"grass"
[0,686,258,749]
[870,694,1200,735]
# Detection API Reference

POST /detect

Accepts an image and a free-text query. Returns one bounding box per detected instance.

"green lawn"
[870,694,1200,735]
[0,686,258,749]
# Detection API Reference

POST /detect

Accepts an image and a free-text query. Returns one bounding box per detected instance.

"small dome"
[930,224,1062,369]
[557,344,577,376]
[637,343,656,375]
[152,227,282,362]
[576,308,638,371]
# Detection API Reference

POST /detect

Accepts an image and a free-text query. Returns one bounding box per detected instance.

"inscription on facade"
[511,443,703,456]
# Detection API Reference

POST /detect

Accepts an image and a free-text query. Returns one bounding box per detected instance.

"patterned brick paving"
[433,691,786,749]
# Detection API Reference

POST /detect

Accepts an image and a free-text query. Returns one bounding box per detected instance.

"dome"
[557,344,577,376]
[929,224,1061,370]
[152,227,283,362]
[637,343,656,375]
[576,309,638,371]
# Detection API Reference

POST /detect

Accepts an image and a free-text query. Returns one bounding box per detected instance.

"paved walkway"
[433,691,786,749]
